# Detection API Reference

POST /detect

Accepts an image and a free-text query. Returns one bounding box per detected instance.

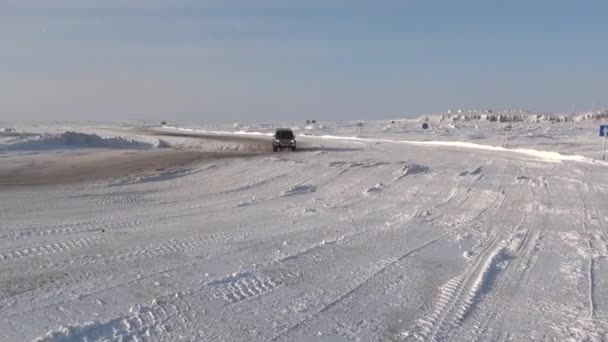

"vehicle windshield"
[275,130,294,139]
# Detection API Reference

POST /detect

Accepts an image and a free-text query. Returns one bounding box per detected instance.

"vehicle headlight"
[291,140,295,143]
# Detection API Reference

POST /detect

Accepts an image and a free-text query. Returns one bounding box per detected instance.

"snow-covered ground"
[1,117,608,341]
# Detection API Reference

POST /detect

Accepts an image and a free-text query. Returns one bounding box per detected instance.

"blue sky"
[2,0,607,122]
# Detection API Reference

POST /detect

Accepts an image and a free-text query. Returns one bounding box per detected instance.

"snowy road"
[1,122,608,341]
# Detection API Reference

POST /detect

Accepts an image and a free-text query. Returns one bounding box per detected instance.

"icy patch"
[2,131,156,151]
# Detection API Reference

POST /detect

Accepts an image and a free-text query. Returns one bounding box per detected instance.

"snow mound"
[3,132,162,150]
[364,183,384,194]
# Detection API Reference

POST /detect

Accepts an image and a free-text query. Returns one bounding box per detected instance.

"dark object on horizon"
[391,120,395,124]
[161,121,167,125]
[306,120,311,124]
[422,123,429,130]
[311,120,317,123]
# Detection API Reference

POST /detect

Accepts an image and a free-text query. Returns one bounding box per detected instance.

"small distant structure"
[160,121,167,126]
[311,120,317,124]
[356,122,364,133]
[391,120,396,124]
[306,120,311,124]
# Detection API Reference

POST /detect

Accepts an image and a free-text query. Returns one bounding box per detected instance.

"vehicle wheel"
[291,146,296,152]
[273,146,278,152]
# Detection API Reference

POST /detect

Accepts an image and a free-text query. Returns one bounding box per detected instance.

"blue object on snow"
[600,125,608,137]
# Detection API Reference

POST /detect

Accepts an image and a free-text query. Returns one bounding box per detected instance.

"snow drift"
[1,131,170,151]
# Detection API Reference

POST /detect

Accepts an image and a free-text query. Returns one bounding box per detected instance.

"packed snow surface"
[1,118,608,341]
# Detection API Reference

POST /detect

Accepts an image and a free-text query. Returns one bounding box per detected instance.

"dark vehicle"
[273,128,296,152]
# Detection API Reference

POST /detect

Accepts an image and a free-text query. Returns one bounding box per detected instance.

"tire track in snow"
[452,168,552,341]
[0,236,103,262]
[589,183,608,247]
[209,271,299,305]
[2,219,317,316]
[34,268,299,342]
[3,162,341,314]
[588,256,596,318]
[404,236,506,342]
[402,167,529,341]
[575,184,607,320]
[460,226,541,341]
[270,235,450,342]
[455,169,607,341]
[594,258,608,318]
[0,219,147,240]
[35,293,196,342]
[269,166,456,270]
[93,190,162,207]
[576,181,608,329]
[37,224,271,272]
[270,170,508,341]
